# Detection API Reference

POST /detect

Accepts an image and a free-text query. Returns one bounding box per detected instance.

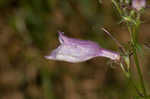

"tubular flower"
[132,0,146,11]
[45,31,120,63]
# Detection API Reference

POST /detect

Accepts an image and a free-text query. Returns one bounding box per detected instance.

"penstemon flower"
[132,0,146,11]
[45,31,120,63]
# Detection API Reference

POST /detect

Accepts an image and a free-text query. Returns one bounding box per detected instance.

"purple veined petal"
[45,31,120,63]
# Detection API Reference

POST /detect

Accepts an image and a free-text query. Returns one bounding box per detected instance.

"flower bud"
[132,0,146,11]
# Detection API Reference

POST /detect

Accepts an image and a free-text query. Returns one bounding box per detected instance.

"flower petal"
[58,31,65,44]
[45,32,120,63]
[99,49,120,61]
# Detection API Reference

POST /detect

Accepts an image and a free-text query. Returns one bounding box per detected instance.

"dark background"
[0,0,150,99]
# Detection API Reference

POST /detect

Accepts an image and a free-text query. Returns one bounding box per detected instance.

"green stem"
[126,22,133,43]
[126,16,147,98]
[132,15,147,98]
[112,0,122,15]
[133,47,147,98]
[129,75,144,97]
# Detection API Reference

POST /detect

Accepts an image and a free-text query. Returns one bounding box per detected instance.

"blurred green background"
[0,0,150,99]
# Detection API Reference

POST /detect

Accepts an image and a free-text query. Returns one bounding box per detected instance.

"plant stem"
[133,47,147,98]
[129,75,144,97]
[126,17,147,98]
[112,0,122,15]
[131,14,147,98]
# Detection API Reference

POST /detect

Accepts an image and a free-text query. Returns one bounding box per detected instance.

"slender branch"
[129,75,144,97]
[101,28,126,53]
[133,47,147,98]
[112,0,122,15]
[101,28,122,47]
[131,14,147,97]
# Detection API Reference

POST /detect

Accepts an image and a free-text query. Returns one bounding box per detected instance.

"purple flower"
[45,31,120,63]
[132,0,146,11]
